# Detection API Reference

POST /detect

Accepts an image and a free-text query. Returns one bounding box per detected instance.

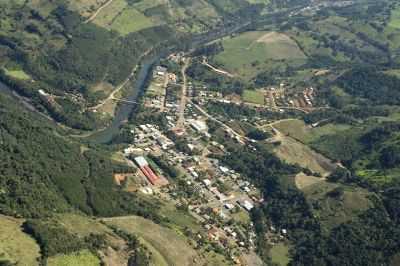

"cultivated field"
[0,215,41,266]
[214,31,307,79]
[102,216,201,266]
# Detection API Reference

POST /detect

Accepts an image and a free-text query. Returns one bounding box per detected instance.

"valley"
[1,0,400,266]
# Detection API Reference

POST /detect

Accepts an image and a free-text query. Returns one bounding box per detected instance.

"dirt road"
[84,0,115,24]
[175,58,190,129]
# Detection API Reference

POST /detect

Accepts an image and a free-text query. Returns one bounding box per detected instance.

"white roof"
[134,156,148,167]
[202,179,212,186]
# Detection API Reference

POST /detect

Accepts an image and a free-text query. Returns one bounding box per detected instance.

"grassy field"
[303,181,374,232]
[270,243,290,266]
[295,172,324,191]
[92,0,127,29]
[274,119,351,144]
[110,7,156,35]
[56,213,113,237]
[242,90,265,105]
[389,6,400,29]
[0,215,41,266]
[47,250,100,266]
[4,68,31,80]
[214,31,306,79]
[102,216,200,266]
[274,136,336,177]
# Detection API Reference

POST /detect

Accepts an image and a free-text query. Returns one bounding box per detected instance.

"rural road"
[84,0,115,24]
[202,58,235,78]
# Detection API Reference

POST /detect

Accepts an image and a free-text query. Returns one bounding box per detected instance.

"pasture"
[242,89,265,105]
[389,6,400,29]
[102,216,200,266]
[0,215,41,266]
[303,181,374,232]
[4,68,31,80]
[214,31,307,79]
[270,243,290,266]
[47,250,100,266]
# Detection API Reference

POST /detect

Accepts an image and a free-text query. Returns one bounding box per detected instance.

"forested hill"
[0,0,275,131]
[0,92,158,219]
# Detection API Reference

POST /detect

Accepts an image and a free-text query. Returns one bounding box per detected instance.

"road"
[175,58,190,130]
[202,58,235,78]
[189,99,250,143]
[84,0,115,24]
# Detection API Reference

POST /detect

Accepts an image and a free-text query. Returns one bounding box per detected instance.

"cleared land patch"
[389,6,400,29]
[214,31,306,79]
[110,7,156,35]
[303,181,374,232]
[270,243,290,266]
[0,215,40,266]
[242,89,265,105]
[102,216,200,266]
[274,119,351,144]
[295,172,324,190]
[92,0,127,29]
[274,136,335,176]
[47,250,100,266]
[4,68,31,80]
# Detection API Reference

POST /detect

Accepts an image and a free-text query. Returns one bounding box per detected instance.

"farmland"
[213,31,307,80]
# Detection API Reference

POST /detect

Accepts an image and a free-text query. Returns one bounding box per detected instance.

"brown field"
[255,32,294,44]
[295,172,324,190]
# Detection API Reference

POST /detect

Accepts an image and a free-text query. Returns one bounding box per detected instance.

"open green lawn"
[0,215,41,266]
[47,250,100,266]
[214,31,306,79]
[242,90,265,105]
[270,243,290,266]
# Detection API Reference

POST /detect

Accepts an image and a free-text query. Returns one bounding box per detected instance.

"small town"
[111,55,291,264]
